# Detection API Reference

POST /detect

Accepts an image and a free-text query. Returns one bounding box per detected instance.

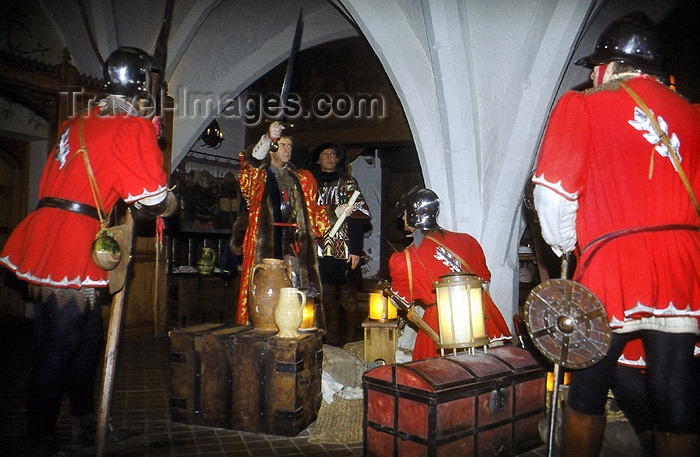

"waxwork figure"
[533,12,699,456]
[1,46,176,454]
[312,143,371,346]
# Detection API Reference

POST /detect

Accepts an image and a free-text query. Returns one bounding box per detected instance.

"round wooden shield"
[524,279,611,369]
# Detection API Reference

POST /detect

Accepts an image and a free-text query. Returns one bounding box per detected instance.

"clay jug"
[196,247,216,275]
[274,288,306,338]
[248,258,292,330]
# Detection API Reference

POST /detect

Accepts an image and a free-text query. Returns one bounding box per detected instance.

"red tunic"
[1,107,168,288]
[534,76,700,331]
[618,339,700,369]
[388,230,512,360]
[236,155,330,325]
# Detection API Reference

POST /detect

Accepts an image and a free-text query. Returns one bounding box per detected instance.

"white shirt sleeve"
[252,134,271,160]
[533,184,578,257]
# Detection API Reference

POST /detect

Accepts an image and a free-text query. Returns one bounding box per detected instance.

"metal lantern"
[299,289,320,331]
[434,272,489,356]
[200,119,223,148]
[369,285,398,321]
[363,282,399,364]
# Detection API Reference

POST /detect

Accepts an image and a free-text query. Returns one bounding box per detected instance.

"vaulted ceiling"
[2,0,696,320]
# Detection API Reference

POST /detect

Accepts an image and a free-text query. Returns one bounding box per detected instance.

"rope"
[78,114,110,230]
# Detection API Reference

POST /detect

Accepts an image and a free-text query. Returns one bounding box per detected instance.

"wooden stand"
[362,318,399,365]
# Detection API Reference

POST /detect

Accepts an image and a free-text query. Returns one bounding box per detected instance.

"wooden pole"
[547,363,561,457]
[546,253,569,457]
[96,210,134,456]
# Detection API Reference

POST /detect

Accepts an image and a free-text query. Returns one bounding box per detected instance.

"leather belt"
[36,197,104,221]
[574,223,700,281]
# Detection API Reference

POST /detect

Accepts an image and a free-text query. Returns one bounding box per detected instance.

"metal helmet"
[103,46,158,96]
[575,11,665,74]
[402,187,440,230]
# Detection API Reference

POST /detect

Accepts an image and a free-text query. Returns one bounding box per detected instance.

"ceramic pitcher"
[249,258,292,330]
[274,287,306,338]
[197,247,216,275]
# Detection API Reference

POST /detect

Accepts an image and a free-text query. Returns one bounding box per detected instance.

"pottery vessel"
[274,287,306,338]
[197,247,216,275]
[248,258,292,330]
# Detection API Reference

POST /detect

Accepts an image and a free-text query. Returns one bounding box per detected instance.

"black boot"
[322,285,341,346]
[339,285,359,347]
[342,310,360,347]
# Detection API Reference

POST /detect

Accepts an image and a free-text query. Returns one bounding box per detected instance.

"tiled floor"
[0,317,642,456]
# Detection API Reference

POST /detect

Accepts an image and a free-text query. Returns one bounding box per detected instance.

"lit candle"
[369,290,397,321]
[369,291,385,320]
[468,286,485,341]
[387,300,398,320]
[547,371,571,391]
[437,284,482,345]
[301,296,316,329]
[437,285,456,344]
[435,273,487,350]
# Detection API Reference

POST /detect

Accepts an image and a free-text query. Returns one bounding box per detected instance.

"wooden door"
[0,137,30,317]
[122,96,174,336]
[378,146,424,279]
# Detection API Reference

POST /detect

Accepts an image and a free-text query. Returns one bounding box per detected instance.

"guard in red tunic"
[0,47,176,453]
[532,12,699,456]
[388,188,512,361]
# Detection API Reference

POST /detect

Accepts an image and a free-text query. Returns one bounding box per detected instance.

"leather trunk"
[230,329,323,436]
[168,323,228,424]
[363,346,546,457]
[199,325,252,427]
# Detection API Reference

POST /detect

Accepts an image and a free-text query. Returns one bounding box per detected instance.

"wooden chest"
[230,329,323,436]
[363,346,546,457]
[199,324,252,427]
[168,323,228,424]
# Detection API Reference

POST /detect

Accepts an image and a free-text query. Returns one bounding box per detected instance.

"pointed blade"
[278,10,303,122]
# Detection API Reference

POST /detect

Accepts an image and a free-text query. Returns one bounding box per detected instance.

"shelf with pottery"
[165,229,239,330]
[167,228,233,272]
[166,272,238,330]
